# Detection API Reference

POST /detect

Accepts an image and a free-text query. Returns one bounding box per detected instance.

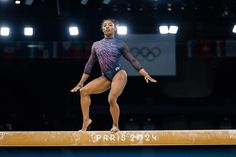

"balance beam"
[1,130,236,146]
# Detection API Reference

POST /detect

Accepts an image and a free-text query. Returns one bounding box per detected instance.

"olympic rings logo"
[130,47,161,61]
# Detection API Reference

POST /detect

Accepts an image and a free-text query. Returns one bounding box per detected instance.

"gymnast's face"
[102,20,116,38]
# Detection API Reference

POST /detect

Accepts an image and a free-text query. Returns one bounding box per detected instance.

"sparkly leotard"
[84,37,142,81]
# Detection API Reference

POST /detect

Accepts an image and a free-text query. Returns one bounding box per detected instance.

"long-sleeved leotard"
[84,38,142,81]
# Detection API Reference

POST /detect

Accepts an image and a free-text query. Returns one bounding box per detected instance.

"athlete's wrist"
[139,68,149,77]
[77,83,84,87]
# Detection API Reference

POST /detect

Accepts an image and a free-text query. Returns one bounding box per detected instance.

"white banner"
[119,34,176,76]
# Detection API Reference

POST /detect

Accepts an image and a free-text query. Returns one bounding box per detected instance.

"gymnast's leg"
[108,70,127,133]
[79,76,111,131]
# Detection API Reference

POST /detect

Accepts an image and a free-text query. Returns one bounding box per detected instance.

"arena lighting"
[117,25,127,35]
[0,26,10,36]
[159,25,168,34]
[159,25,178,34]
[15,0,20,4]
[233,25,236,33]
[69,26,79,36]
[24,27,33,36]
[169,25,178,34]
[80,0,88,5]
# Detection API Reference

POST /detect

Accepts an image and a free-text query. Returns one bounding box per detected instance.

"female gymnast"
[71,19,157,133]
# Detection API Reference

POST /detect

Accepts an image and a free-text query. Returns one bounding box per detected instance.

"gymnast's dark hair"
[101,18,118,30]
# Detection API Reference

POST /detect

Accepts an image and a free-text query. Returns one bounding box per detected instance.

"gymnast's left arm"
[121,42,157,83]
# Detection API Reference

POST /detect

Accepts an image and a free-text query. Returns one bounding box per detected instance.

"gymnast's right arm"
[70,44,97,92]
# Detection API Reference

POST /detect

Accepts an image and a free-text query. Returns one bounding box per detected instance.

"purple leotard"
[84,37,142,81]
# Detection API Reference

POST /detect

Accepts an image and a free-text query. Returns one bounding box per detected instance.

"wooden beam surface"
[1,130,236,146]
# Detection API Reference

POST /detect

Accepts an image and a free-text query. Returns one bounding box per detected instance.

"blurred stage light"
[69,26,79,36]
[15,0,20,4]
[0,26,10,36]
[24,27,33,36]
[117,25,127,35]
[159,25,178,34]
[233,25,236,33]
[159,25,168,34]
[169,25,178,34]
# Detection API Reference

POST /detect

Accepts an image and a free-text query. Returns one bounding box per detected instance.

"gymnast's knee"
[108,95,118,106]
[79,87,90,96]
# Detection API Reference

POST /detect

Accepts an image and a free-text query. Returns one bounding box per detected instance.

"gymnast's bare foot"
[80,119,92,131]
[110,125,120,133]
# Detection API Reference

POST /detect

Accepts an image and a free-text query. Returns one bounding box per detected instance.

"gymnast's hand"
[139,68,157,83]
[144,74,157,83]
[70,83,83,92]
